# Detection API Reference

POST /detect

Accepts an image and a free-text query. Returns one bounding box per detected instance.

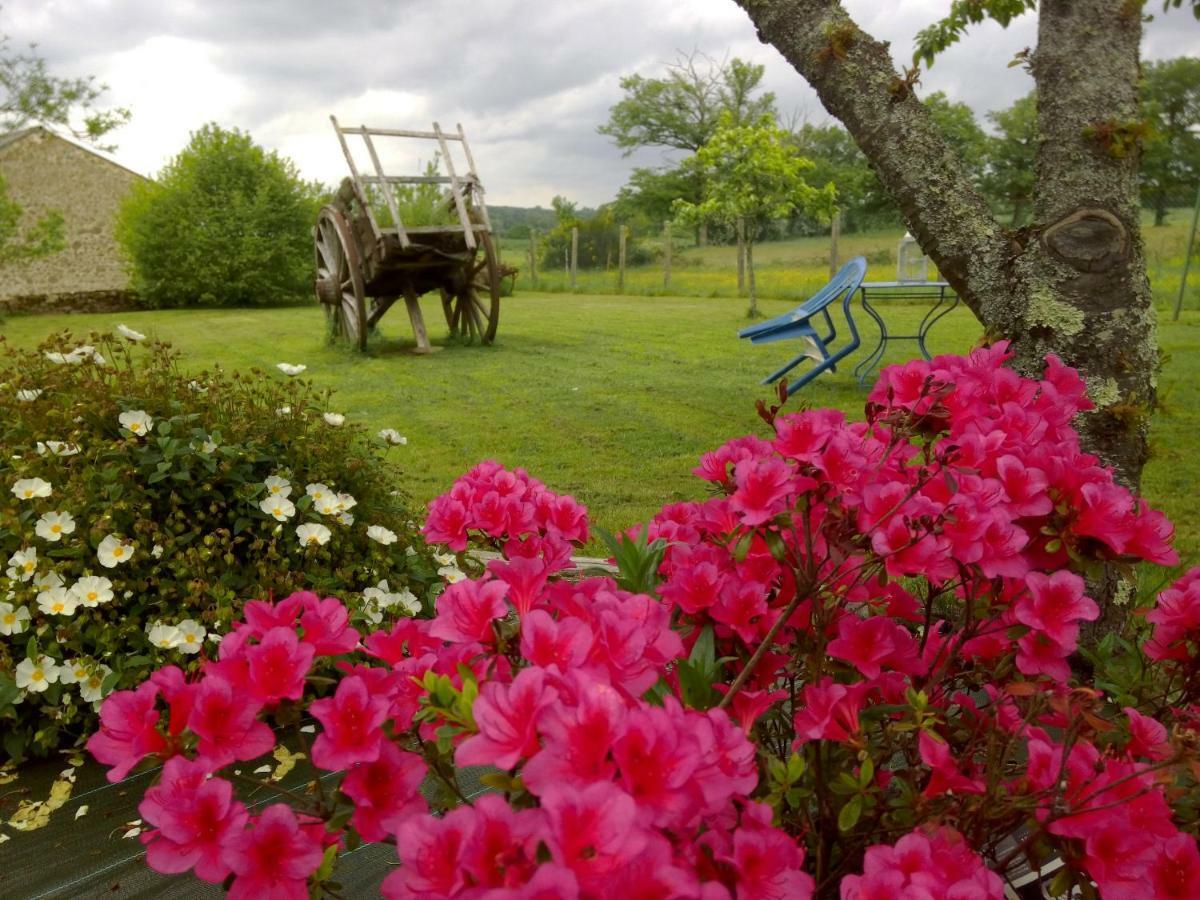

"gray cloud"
[3,0,1196,206]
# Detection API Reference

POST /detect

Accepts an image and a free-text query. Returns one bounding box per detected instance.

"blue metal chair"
[738,256,867,395]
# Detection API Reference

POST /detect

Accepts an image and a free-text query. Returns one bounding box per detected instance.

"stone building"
[0,126,149,310]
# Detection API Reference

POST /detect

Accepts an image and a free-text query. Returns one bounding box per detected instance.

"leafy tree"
[116,124,320,308]
[0,30,129,270]
[675,113,835,316]
[924,91,989,186]
[982,93,1038,224]
[599,51,777,154]
[791,123,895,230]
[611,161,704,228]
[1140,57,1200,226]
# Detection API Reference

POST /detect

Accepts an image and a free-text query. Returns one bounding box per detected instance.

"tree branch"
[733,0,1010,323]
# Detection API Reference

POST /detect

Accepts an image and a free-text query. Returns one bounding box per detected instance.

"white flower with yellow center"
[117,324,146,341]
[197,436,218,454]
[80,664,113,704]
[378,428,407,446]
[366,525,398,545]
[275,406,292,416]
[16,388,42,402]
[438,565,467,585]
[45,351,82,365]
[277,363,307,376]
[0,602,30,635]
[16,656,60,693]
[187,380,207,394]
[296,523,332,547]
[37,586,78,616]
[6,547,37,582]
[33,570,64,591]
[338,511,354,526]
[60,658,92,686]
[433,550,457,567]
[393,588,420,616]
[264,475,291,498]
[151,544,163,559]
[176,620,206,653]
[148,622,183,650]
[260,496,296,521]
[35,511,76,543]
[97,534,135,568]
[12,477,52,500]
[71,575,114,608]
[306,483,330,503]
[336,493,357,512]
[118,410,153,437]
[323,412,345,427]
[315,495,341,516]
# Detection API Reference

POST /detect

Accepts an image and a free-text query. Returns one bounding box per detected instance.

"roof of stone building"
[0,125,151,182]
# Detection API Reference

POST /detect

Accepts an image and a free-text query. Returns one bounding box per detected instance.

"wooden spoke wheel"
[313,207,368,351]
[442,230,501,345]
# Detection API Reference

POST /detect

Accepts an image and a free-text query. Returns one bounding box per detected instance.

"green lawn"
[4,290,1198,564]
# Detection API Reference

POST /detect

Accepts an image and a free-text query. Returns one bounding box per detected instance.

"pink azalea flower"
[718,821,814,900]
[1015,630,1074,683]
[429,577,509,644]
[1123,707,1173,761]
[918,731,985,797]
[612,704,704,830]
[793,678,868,745]
[139,757,247,883]
[310,674,390,770]
[730,456,800,526]
[487,553,552,616]
[339,741,427,842]
[1014,571,1098,645]
[225,804,325,900]
[522,673,626,794]
[827,614,921,680]
[519,609,594,670]
[455,666,559,770]
[1149,832,1200,899]
[456,795,545,890]
[242,593,305,638]
[87,681,167,782]
[299,595,360,655]
[363,617,441,666]
[385,808,474,897]
[541,782,647,891]
[423,496,471,550]
[245,626,316,704]
[187,675,274,771]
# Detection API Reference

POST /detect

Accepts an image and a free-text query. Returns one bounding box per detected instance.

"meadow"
[4,273,1198,566]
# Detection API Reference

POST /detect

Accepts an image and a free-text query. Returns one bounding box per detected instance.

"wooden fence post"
[528,229,538,288]
[736,217,746,296]
[570,226,578,291]
[829,209,841,279]
[663,221,672,289]
[618,225,627,293]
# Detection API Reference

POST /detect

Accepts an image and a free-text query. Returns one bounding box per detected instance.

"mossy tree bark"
[735,0,1157,493]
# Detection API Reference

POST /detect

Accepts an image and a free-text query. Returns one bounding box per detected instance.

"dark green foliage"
[982,93,1038,225]
[1141,57,1200,225]
[0,332,442,760]
[913,0,1037,68]
[116,124,322,308]
[538,205,651,270]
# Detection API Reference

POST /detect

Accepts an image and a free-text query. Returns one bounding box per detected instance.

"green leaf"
[838,795,863,832]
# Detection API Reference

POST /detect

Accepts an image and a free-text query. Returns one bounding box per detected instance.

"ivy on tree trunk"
[735,0,1157,495]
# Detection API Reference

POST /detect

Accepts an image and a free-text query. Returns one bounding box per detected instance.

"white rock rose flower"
[336,492,357,512]
[433,550,457,567]
[45,351,82,365]
[33,570,64,591]
[151,544,164,559]
[260,496,296,521]
[176,619,206,654]
[323,412,345,427]
[315,495,341,516]
[438,564,467,584]
[275,406,291,416]
[80,664,113,704]
[119,410,153,437]
[16,388,43,402]
[6,547,37,581]
[117,324,146,341]
[277,363,307,376]
[366,525,398,545]
[37,441,81,457]
[16,656,60,693]
[71,575,114,608]
[187,380,207,394]
[379,428,407,446]
[0,602,30,635]
[60,658,92,686]
[148,622,183,649]
[264,475,292,498]
[337,512,354,526]
[97,534,135,568]
[12,477,52,500]
[306,483,330,502]
[296,523,332,547]
[37,586,78,616]
[35,511,76,542]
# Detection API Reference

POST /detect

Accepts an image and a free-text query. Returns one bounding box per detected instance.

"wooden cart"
[313,116,501,352]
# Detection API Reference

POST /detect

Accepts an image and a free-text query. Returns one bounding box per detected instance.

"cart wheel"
[446,231,500,345]
[314,207,368,351]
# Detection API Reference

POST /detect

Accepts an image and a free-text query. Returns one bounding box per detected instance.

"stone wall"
[0,289,143,315]
[0,129,146,300]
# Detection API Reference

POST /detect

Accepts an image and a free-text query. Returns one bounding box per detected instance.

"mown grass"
[4,286,1198,565]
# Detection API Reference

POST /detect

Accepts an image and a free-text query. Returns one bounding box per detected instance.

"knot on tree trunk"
[1041,207,1129,273]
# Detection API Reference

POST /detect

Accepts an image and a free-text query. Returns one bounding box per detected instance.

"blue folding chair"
[737,256,867,395]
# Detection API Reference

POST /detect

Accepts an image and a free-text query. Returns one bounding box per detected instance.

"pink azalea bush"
[89,342,1200,897]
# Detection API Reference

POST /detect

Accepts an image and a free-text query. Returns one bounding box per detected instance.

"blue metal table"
[852,280,959,386]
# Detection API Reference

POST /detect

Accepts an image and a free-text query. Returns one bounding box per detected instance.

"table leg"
[915,287,959,360]
[853,287,888,386]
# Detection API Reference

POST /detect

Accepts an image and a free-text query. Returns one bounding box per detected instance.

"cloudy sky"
[5,0,1198,207]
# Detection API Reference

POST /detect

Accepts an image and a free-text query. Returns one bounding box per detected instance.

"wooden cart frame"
[313,116,501,351]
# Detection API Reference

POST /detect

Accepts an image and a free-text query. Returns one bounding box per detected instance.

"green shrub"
[116,123,321,308]
[0,331,444,761]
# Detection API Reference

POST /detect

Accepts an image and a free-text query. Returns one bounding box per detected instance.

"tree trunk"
[734,0,1155,492]
[746,238,758,318]
[1154,192,1167,227]
[737,217,747,295]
